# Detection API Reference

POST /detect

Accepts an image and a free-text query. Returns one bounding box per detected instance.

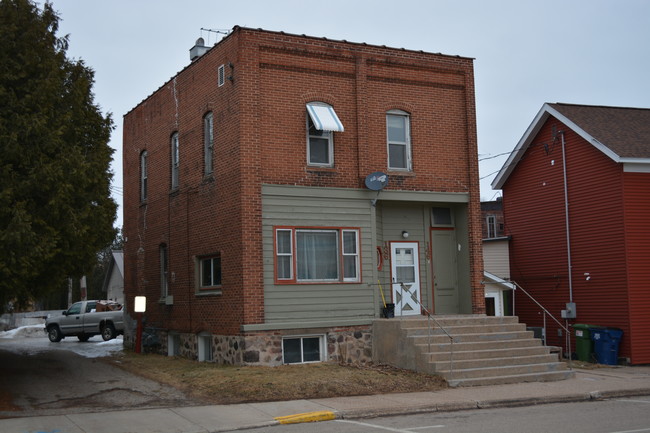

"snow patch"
[0,324,45,339]
[0,325,124,358]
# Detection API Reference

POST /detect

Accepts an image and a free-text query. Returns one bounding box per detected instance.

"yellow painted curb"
[274,410,336,424]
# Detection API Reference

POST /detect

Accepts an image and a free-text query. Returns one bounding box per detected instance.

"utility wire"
[478,151,510,162]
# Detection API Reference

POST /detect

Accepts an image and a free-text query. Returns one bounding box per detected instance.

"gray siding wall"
[260,184,472,328]
[262,185,377,324]
[378,203,432,310]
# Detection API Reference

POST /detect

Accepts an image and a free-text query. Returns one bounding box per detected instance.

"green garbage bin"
[573,324,602,362]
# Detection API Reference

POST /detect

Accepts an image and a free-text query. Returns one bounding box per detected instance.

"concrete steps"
[372,315,574,387]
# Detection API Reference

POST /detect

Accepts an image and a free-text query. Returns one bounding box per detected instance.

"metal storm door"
[391,242,421,316]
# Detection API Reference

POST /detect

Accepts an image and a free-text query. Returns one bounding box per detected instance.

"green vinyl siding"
[378,204,432,311]
[262,185,376,323]
[261,184,472,324]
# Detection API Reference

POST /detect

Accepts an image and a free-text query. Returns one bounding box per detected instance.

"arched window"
[140,150,148,202]
[204,112,214,175]
[171,132,179,189]
[386,110,411,171]
[160,244,169,298]
[305,102,344,167]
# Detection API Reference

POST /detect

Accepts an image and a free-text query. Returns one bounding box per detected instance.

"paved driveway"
[0,326,203,418]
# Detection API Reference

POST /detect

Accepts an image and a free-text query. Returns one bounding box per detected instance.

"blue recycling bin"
[590,328,623,365]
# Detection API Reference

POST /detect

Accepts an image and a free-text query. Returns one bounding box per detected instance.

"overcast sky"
[47,0,650,228]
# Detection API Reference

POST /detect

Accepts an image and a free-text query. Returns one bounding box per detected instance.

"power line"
[478,151,510,162]
[480,169,501,180]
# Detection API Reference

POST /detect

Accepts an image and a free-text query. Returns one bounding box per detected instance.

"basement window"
[282,335,325,364]
[198,333,213,362]
[168,333,181,357]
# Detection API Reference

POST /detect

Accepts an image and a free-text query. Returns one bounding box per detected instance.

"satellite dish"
[365,172,389,191]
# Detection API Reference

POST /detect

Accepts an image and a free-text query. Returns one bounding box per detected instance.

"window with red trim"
[275,228,360,283]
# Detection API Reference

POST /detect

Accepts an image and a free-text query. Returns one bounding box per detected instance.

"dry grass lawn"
[108,352,447,405]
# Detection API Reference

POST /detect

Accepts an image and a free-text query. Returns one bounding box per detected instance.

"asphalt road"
[0,331,204,419]
[233,397,650,433]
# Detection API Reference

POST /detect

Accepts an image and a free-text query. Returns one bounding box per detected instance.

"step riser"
[425,346,552,362]
[431,355,560,371]
[437,363,568,379]
[404,324,527,336]
[394,316,520,328]
[408,331,534,344]
[420,339,542,353]
[425,347,552,362]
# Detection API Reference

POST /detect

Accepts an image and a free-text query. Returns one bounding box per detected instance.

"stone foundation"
[127,323,373,366]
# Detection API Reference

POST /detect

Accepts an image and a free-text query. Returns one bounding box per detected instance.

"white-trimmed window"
[282,335,325,364]
[218,64,225,87]
[387,110,411,171]
[198,333,213,362]
[200,254,221,289]
[342,230,359,281]
[168,333,181,357]
[486,214,497,238]
[306,102,344,167]
[276,229,293,280]
[274,227,360,283]
[204,112,214,175]
[171,132,180,189]
[140,150,148,202]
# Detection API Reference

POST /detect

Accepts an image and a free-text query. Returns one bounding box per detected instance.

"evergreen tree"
[0,0,117,310]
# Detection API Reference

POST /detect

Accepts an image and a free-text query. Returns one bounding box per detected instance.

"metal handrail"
[508,280,573,369]
[398,282,455,379]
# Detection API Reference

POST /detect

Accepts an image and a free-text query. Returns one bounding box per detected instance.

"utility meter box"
[561,302,577,319]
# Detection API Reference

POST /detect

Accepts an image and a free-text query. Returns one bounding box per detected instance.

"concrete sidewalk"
[3,365,650,433]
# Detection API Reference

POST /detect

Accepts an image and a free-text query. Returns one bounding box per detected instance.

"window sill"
[196,289,222,297]
[306,166,336,173]
[387,170,415,177]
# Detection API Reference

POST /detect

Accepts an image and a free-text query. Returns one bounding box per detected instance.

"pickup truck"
[45,300,124,342]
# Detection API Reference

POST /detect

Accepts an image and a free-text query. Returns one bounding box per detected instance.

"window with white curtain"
[274,227,360,283]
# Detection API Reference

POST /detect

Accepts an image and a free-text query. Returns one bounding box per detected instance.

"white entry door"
[391,242,421,316]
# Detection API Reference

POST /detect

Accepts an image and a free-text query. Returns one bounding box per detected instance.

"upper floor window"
[204,112,214,176]
[387,110,411,171]
[200,254,222,289]
[140,150,148,202]
[486,215,497,238]
[218,64,225,87]
[275,227,359,283]
[171,132,180,189]
[306,102,344,167]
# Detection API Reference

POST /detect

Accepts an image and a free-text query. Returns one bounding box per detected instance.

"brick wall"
[123,26,483,342]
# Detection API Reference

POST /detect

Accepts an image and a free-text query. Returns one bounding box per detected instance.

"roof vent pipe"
[189,37,209,61]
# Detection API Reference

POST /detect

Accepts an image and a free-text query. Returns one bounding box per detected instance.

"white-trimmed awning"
[306,103,344,132]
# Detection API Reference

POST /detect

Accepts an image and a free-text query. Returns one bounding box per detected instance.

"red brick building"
[493,103,650,364]
[122,27,483,364]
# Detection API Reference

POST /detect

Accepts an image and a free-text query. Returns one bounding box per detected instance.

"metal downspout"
[560,132,574,303]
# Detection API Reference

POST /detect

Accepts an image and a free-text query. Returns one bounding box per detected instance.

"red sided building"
[493,103,650,364]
